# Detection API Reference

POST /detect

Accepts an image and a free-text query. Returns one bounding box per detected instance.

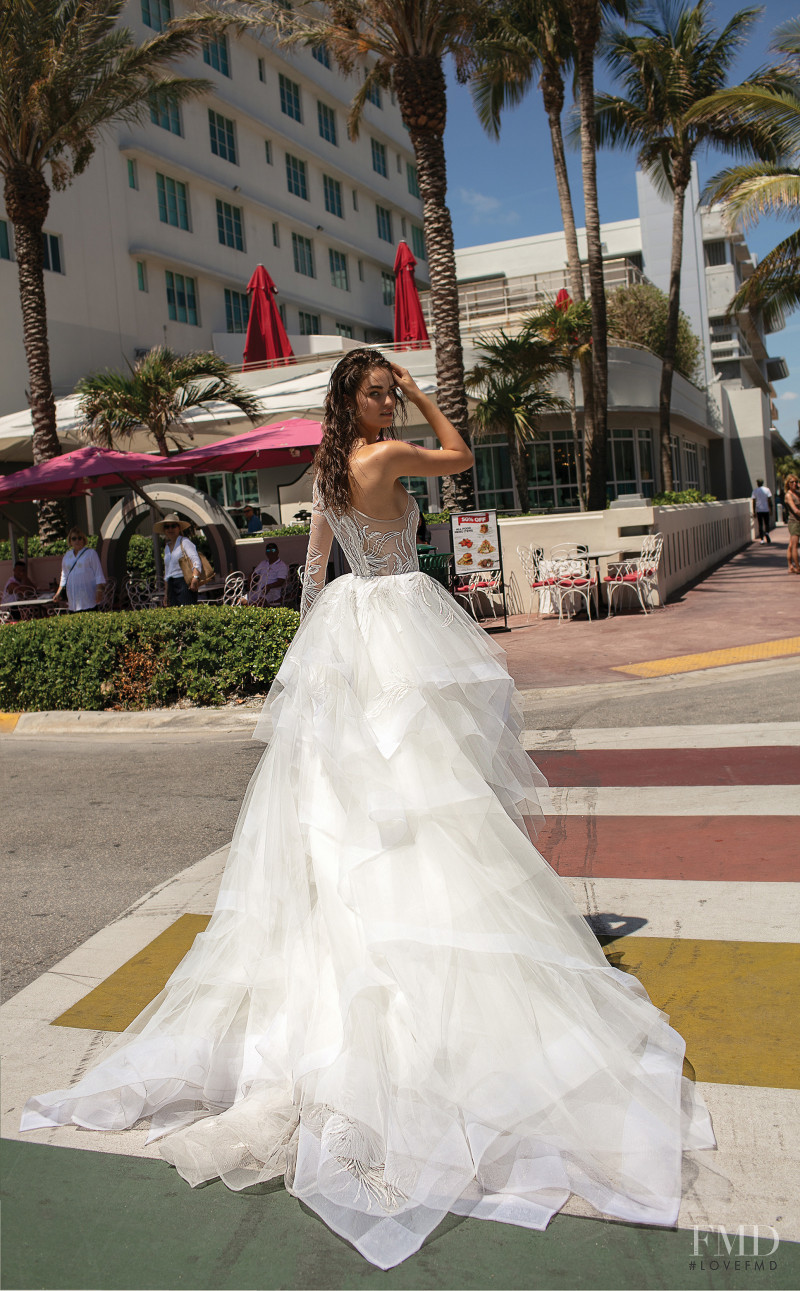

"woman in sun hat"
[154,512,202,606]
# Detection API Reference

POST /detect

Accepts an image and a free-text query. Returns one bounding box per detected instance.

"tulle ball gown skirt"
[22,570,715,1269]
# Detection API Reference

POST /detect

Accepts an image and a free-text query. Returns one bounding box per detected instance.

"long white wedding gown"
[22,485,715,1269]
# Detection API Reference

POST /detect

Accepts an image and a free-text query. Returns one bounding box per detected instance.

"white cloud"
[779,390,798,401]
[458,188,519,225]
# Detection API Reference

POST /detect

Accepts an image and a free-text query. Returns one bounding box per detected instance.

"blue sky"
[441,0,800,446]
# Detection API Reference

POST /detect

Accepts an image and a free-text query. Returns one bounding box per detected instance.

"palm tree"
[689,19,800,330]
[528,294,593,509]
[0,0,244,538]
[464,0,598,496]
[273,0,480,511]
[76,348,263,457]
[594,0,774,490]
[466,329,567,509]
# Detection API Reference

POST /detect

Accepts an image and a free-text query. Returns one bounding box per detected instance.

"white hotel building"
[0,1,428,455]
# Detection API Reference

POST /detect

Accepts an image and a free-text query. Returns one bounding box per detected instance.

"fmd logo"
[689,1225,780,1272]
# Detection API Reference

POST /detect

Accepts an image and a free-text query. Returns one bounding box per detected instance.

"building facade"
[0,0,428,422]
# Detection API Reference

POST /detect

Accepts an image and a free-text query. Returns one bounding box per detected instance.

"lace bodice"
[300,480,419,618]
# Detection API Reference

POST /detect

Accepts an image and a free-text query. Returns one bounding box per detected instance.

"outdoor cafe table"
[1,594,59,619]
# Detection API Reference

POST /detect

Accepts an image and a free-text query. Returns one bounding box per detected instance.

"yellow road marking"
[605,936,799,1089]
[53,914,210,1032]
[613,637,800,678]
[53,917,800,1091]
[0,713,20,732]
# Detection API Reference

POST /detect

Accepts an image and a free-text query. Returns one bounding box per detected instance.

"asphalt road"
[2,730,263,1001]
[3,656,797,1002]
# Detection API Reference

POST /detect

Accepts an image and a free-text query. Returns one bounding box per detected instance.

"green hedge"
[0,604,299,711]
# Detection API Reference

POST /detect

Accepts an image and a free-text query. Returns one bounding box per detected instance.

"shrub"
[607,283,703,384]
[652,489,716,505]
[0,604,299,711]
[260,523,311,537]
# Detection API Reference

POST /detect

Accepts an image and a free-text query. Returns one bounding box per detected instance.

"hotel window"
[526,429,581,511]
[165,270,198,325]
[127,158,138,190]
[357,258,364,282]
[381,270,394,306]
[401,216,407,238]
[278,302,287,326]
[216,199,244,250]
[264,139,272,165]
[317,100,337,145]
[704,240,727,267]
[258,57,265,82]
[700,444,710,493]
[371,138,388,177]
[299,311,320,335]
[476,436,516,511]
[42,232,63,273]
[638,428,655,497]
[208,109,237,163]
[312,42,331,67]
[407,162,420,198]
[670,435,683,489]
[365,81,382,108]
[272,221,280,247]
[203,35,230,77]
[292,232,315,277]
[141,0,171,31]
[411,224,426,260]
[136,261,148,292]
[225,287,250,333]
[156,173,189,230]
[323,174,343,218]
[336,322,353,338]
[0,219,11,260]
[329,248,349,290]
[396,153,402,174]
[352,189,359,211]
[376,204,392,242]
[684,439,699,489]
[149,90,181,135]
[607,428,638,496]
[279,73,302,122]
[285,153,308,200]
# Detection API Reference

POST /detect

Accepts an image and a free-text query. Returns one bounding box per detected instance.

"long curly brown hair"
[314,348,406,514]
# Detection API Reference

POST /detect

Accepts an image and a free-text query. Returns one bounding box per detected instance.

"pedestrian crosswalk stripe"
[523,723,800,750]
[50,916,800,1091]
[545,784,800,815]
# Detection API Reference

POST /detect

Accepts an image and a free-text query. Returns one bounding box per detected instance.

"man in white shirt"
[248,542,289,605]
[54,530,105,611]
[751,479,772,544]
[154,513,202,606]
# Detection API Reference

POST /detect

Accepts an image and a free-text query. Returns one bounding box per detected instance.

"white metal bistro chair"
[551,556,596,621]
[98,578,116,612]
[603,532,664,616]
[516,544,555,618]
[125,577,159,610]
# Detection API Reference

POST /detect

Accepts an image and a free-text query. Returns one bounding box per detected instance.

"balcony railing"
[419,258,648,334]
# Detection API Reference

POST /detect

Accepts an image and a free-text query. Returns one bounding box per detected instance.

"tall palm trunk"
[541,57,594,511]
[566,366,586,510]
[508,429,529,510]
[4,164,66,539]
[568,0,608,512]
[659,156,691,492]
[394,54,474,511]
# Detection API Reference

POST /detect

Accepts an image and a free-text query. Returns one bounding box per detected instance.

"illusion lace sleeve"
[300,485,334,620]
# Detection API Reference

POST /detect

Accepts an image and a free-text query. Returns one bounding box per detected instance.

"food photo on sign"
[450,511,500,572]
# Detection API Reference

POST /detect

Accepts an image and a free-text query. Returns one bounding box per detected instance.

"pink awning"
[243,265,293,369]
[393,241,430,349]
[0,445,189,504]
[169,418,323,473]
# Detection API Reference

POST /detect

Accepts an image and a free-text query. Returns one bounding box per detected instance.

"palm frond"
[702,163,800,226]
[729,228,800,329]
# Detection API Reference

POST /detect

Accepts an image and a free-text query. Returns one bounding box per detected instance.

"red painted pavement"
[537,816,798,881]
[533,747,800,786]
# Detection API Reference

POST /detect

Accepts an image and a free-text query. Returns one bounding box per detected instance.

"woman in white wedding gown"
[22,350,715,1269]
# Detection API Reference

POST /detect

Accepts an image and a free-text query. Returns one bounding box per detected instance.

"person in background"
[783,474,800,574]
[416,510,432,546]
[751,478,772,544]
[243,505,262,535]
[247,541,289,605]
[155,513,202,606]
[53,529,105,612]
[2,561,36,604]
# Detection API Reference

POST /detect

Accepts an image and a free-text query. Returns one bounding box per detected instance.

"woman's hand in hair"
[389,362,422,402]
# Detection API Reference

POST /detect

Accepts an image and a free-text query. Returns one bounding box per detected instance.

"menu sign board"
[451,509,500,574]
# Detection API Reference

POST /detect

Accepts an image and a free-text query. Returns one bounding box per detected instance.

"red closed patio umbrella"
[393,241,430,350]
[243,266,293,370]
